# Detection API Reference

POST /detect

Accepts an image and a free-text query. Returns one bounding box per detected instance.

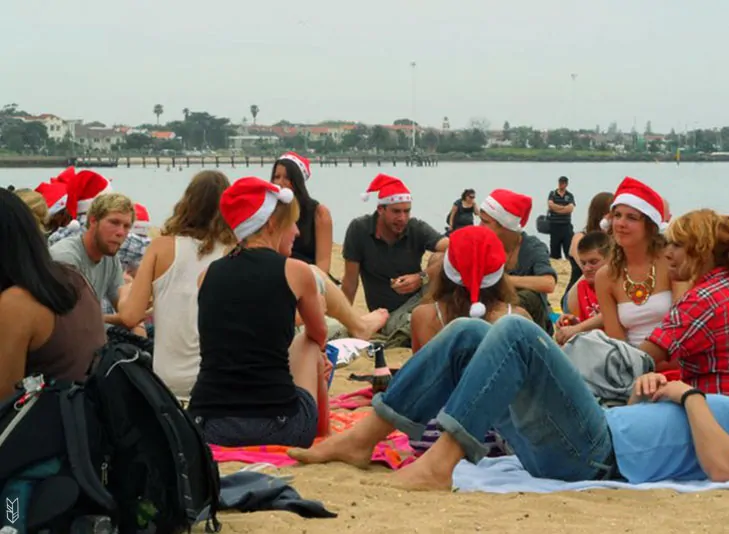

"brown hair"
[585,191,614,233]
[426,266,517,324]
[14,189,49,233]
[86,193,135,228]
[162,170,237,257]
[607,212,666,278]
[665,209,729,281]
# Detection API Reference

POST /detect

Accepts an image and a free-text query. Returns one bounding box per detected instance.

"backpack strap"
[59,388,117,512]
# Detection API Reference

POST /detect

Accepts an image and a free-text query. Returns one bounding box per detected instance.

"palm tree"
[250,105,259,125]
[182,108,190,121]
[153,104,164,125]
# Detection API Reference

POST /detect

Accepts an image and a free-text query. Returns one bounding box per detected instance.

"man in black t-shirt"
[342,175,448,342]
[547,176,576,260]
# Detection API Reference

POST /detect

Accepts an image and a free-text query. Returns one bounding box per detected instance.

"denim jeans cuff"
[436,409,490,465]
[372,392,427,440]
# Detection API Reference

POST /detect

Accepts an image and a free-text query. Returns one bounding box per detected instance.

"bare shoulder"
[315,203,332,221]
[513,305,532,320]
[0,287,41,325]
[411,302,435,325]
[595,264,612,288]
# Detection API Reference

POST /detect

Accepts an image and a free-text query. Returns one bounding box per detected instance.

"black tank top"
[291,199,319,264]
[452,200,475,230]
[189,247,299,418]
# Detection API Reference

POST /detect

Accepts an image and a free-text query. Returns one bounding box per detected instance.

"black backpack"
[0,342,221,533]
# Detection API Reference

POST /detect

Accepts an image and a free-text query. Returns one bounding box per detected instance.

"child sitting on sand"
[555,231,610,345]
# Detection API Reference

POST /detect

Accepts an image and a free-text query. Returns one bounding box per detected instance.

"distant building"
[74,124,125,152]
[228,133,280,152]
[13,113,77,142]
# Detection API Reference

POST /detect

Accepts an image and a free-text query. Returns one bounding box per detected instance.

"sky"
[2,0,725,132]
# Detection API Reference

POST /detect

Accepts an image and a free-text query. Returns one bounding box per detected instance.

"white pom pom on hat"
[599,217,611,232]
[469,302,487,318]
[277,187,294,204]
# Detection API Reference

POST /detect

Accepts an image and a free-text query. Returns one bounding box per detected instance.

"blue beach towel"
[453,456,729,494]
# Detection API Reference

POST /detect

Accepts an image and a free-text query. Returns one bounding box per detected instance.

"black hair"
[6,185,15,192]
[461,188,476,201]
[577,231,610,255]
[559,176,569,183]
[271,159,316,217]
[0,188,78,313]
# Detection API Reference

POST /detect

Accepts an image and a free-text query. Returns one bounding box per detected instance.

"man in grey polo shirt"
[342,175,448,343]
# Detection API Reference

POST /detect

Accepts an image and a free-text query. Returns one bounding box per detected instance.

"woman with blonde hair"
[595,177,682,348]
[14,188,49,234]
[118,170,236,398]
[638,209,729,393]
[188,177,331,448]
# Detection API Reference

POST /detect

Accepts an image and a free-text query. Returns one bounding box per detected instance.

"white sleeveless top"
[617,291,672,347]
[152,236,227,398]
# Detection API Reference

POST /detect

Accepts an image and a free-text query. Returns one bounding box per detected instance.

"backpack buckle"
[14,375,46,410]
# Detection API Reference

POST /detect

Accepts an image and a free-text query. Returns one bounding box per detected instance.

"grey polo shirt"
[509,232,558,312]
[343,212,443,312]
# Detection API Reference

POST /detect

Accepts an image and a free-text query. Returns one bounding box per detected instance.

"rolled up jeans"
[372,315,615,481]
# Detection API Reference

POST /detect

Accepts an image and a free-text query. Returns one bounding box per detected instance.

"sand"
[206,245,729,533]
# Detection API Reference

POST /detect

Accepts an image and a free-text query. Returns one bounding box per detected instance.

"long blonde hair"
[162,170,237,257]
[666,209,729,281]
[14,189,49,233]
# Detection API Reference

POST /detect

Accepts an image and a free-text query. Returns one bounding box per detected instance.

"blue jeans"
[372,315,615,481]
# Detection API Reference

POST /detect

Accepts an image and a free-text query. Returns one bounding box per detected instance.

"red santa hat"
[65,170,113,219]
[220,177,294,241]
[480,189,532,232]
[277,151,311,181]
[35,181,68,216]
[51,166,76,185]
[599,177,668,232]
[443,225,507,318]
[132,203,151,236]
[361,174,412,205]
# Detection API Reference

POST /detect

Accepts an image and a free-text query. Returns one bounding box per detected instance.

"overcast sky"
[2,0,724,132]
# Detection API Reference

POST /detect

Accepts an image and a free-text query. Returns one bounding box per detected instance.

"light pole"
[411,61,417,151]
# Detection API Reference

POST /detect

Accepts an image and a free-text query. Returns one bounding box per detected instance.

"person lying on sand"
[290,314,729,490]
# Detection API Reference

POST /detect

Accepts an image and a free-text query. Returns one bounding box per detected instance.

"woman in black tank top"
[188,177,331,448]
[271,153,334,274]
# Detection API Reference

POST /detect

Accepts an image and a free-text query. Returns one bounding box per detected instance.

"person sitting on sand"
[409,225,530,457]
[0,189,106,399]
[555,231,610,345]
[342,174,448,342]
[477,188,557,333]
[638,209,729,394]
[595,178,685,350]
[562,191,613,312]
[290,313,729,488]
[117,171,238,398]
[188,177,332,448]
[271,151,334,275]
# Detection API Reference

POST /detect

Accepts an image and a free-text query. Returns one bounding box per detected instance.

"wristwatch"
[419,271,429,286]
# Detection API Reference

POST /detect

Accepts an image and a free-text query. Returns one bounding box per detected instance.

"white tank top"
[617,291,672,347]
[152,236,227,398]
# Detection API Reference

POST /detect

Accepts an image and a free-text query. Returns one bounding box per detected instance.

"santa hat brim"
[231,188,294,241]
[610,193,668,231]
[443,253,505,289]
[132,221,151,236]
[480,196,523,232]
[48,195,68,216]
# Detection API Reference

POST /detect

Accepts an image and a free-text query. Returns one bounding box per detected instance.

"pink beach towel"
[329,387,373,410]
[209,410,415,470]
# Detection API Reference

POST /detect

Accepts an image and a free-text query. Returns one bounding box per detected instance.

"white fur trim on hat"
[278,154,310,180]
[611,193,664,229]
[480,195,523,232]
[377,194,412,206]
[76,183,113,215]
[443,253,505,289]
[232,187,294,241]
[132,221,151,236]
[48,194,68,216]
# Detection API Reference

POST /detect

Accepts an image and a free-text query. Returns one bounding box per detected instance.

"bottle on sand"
[369,342,391,394]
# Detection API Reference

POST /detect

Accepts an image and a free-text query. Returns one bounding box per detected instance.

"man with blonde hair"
[50,193,135,326]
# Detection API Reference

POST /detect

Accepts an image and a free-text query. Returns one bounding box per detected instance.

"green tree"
[422,130,439,152]
[369,126,392,153]
[183,108,190,121]
[153,104,164,124]
[250,105,260,125]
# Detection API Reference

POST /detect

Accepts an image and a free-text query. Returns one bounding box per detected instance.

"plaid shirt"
[648,267,729,394]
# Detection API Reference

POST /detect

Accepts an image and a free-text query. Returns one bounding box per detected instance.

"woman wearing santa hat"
[594,177,686,351]
[409,225,530,458]
[271,151,334,275]
[188,177,331,448]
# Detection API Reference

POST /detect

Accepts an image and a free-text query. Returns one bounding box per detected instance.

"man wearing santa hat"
[479,188,557,333]
[342,174,448,341]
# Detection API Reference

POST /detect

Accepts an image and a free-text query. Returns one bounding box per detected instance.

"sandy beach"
[207,245,729,533]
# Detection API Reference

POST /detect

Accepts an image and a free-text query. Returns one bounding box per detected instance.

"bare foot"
[351,309,389,340]
[389,460,453,491]
[288,430,375,469]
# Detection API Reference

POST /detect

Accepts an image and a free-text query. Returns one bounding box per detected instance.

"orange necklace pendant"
[623,263,656,306]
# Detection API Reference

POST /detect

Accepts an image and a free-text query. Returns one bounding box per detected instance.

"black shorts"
[195,387,318,448]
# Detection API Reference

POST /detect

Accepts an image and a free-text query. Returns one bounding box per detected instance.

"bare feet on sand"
[288,429,378,469]
[389,460,454,492]
[351,308,389,340]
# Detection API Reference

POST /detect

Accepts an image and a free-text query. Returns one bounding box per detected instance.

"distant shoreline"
[0,152,727,169]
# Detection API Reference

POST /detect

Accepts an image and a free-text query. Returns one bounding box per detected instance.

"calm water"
[1,162,726,243]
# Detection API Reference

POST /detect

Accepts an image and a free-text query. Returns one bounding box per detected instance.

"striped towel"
[409,419,511,458]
